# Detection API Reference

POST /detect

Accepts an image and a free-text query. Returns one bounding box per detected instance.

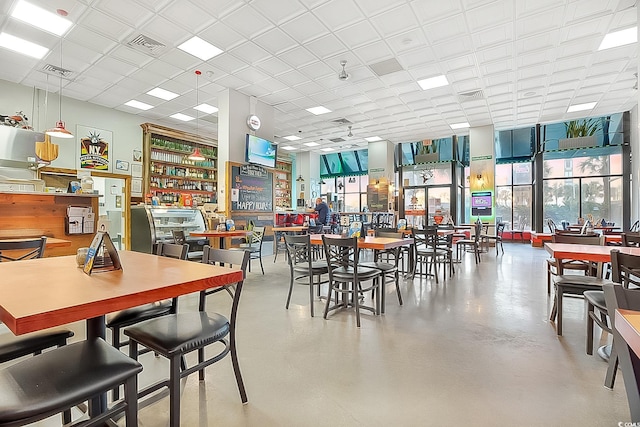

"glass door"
[404,185,452,228]
[93,177,126,249]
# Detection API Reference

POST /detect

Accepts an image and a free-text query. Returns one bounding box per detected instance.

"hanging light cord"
[58,39,63,123]
[195,70,201,137]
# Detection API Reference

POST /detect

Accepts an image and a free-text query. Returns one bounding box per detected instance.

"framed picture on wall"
[78,125,111,171]
[115,160,129,171]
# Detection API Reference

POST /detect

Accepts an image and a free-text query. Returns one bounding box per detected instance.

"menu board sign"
[367,183,389,212]
[231,164,273,212]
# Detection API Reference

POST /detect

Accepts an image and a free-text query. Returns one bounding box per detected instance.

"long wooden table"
[190,229,253,249]
[0,250,243,415]
[544,243,640,267]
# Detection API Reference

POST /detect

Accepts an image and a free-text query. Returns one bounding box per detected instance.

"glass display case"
[131,205,206,254]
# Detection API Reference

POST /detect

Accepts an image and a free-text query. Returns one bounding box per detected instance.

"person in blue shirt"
[313,198,329,225]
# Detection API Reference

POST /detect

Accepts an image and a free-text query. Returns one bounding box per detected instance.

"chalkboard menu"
[367,183,389,212]
[231,164,273,212]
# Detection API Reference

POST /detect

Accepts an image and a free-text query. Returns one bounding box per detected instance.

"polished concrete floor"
[2,242,632,426]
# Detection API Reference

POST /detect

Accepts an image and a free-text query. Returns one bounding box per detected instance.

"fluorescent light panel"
[306,106,331,115]
[11,0,72,36]
[450,122,470,130]
[147,87,179,100]
[304,142,319,147]
[567,102,597,113]
[124,100,153,110]
[0,32,48,59]
[178,36,223,61]
[320,147,333,152]
[281,146,296,151]
[170,113,195,122]
[365,136,382,142]
[418,75,449,90]
[599,27,637,50]
[283,135,301,141]
[194,103,218,114]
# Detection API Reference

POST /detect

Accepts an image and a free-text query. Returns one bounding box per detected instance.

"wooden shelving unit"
[274,159,292,209]
[141,123,218,205]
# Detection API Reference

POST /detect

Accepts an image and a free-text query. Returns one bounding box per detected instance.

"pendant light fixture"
[188,70,206,161]
[46,11,73,139]
[296,175,304,182]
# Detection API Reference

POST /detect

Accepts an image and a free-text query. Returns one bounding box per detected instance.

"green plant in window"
[564,119,599,138]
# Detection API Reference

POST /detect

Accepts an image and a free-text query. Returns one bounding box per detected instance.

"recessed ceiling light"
[147,87,179,101]
[365,136,382,142]
[0,32,48,59]
[194,103,218,114]
[306,106,331,115]
[170,113,195,121]
[450,122,470,130]
[342,145,352,149]
[320,147,333,152]
[177,36,223,61]
[417,75,449,90]
[599,27,637,50]
[124,100,154,110]
[281,146,296,151]
[567,102,597,113]
[11,0,72,36]
[283,135,301,141]
[304,142,319,147]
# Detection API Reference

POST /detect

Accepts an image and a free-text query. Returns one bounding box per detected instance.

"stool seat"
[0,339,142,425]
[360,261,396,272]
[0,330,73,364]
[584,290,607,309]
[555,275,609,288]
[293,261,328,275]
[331,266,380,281]
[124,312,228,357]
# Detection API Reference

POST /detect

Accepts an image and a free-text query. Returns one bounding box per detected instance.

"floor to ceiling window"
[495,162,533,231]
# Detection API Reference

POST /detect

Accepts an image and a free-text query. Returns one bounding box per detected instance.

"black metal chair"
[107,241,188,400]
[284,234,328,317]
[0,338,142,427]
[0,237,46,262]
[455,222,483,263]
[549,234,608,336]
[546,233,598,295]
[124,247,249,427]
[172,229,203,261]
[0,236,76,425]
[483,222,505,255]
[231,226,265,274]
[622,232,640,247]
[361,230,404,313]
[414,226,450,282]
[322,235,382,327]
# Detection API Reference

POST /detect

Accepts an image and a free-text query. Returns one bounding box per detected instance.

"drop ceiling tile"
[516,8,564,38]
[278,46,318,68]
[386,29,430,56]
[253,28,299,55]
[197,21,245,52]
[229,42,271,65]
[209,53,249,75]
[465,0,514,33]
[159,49,203,71]
[188,0,244,19]
[212,74,250,90]
[62,85,102,101]
[65,26,118,54]
[80,9,133,42]
[95,0,154,27]
[515,0,560,19]
[476,43,513,65]
[471,24,513,50]
[132,0,173,12]
[314,0,365,31]
[90,92,127,108]
[353,0,406,16]
[564,0,617,24]
[142,59,184,80]
[159,0,215,32]
[352,40,394,64]
[334,20,381,49]
[411,0,463,23]
[222,4,275,39]
[431,36,475,61]
[280,12,330,45]
[250,0,307,24]
[305,34,348,60]
[297,61,335,81]
[425,14,468,45]
[108,45,154,67]
[369,4,419,38]
[233,67,271,84]
[254,57,291,77]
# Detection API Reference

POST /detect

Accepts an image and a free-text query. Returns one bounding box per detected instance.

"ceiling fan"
[338,60,350,81]
[347,125,353,138]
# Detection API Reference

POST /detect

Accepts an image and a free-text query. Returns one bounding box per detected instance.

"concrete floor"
[2,242,631,426]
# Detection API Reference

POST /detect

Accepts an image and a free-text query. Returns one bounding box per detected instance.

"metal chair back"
[0,237,47,262]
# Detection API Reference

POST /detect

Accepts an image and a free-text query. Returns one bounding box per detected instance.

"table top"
[544,243,640,263]
[190,230,253,238]
[567,225,620,230]
[309,234,414,250]
[272,226,309,232]
[615,309,640,358]
[0,250,243,336]
[0,237,72,248]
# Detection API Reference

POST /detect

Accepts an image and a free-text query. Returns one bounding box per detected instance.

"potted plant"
[558,119,599,149]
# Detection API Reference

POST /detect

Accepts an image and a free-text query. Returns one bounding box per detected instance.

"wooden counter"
[0,192,99,257]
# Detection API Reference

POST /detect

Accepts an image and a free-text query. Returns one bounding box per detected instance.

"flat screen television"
[471,191,492,217]
[245,134,277,168]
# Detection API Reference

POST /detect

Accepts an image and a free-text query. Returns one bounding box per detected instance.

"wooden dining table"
[190,229,253,249]
[544,243,640,266]
[0,236,72,249]
[0,250,243,416]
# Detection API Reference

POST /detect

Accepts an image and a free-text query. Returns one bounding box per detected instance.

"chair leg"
[112,326,122,401]
[169,355,181,427]
[309,274,315,317]
[124,371,139,427]
[394,270,403,306]
[547,264,552,295]
[285,272,294,310]
[229,321,248,403]
[604,343,619,389]
[354,281,361,327]
[586,302,595,355]
[259,252,264,274]
[556,285,563,336]
[198,347,205,380]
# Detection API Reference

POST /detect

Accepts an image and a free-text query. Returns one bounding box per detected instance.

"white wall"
[631,105,638,221]
[0,79,142,175]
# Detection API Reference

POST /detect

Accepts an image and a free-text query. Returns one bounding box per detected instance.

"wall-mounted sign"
[247,114,261,131]
[79,125,111,171]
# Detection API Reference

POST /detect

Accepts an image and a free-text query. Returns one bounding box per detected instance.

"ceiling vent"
[330,137,345,143]
[369,58,404,77]
[42,64,74,80]
[127,34,167,57]
[332,118,352,125]
[457,90,484,102]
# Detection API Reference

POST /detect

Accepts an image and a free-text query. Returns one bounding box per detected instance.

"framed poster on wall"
[78,125,111,171]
